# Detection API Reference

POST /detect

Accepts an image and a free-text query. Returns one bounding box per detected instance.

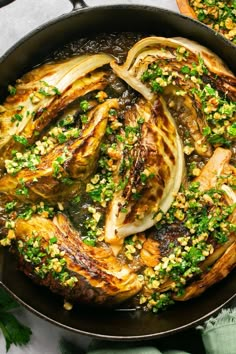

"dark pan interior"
[0,5,235,339]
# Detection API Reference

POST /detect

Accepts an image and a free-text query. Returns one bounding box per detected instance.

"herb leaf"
[0,312,32,352]
[207,134,231,147]
[13,135,28,146]
[0,289,19,312]
[0,289,32,352]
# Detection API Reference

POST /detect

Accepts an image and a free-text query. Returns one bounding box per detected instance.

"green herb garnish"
[0,288,32,352]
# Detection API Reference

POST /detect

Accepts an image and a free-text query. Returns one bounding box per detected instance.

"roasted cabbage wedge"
[111,36,236,100]
[111,37,236,157]
[0,99,119,200]
[13,213,142,305]
[173,149,236,301]
[105,97,184,254]
[138,148,236,307]
[0,54,112,170]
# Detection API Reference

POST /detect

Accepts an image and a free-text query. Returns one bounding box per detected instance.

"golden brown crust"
[173,242,236,301]
[0,99,118,201]
[172,37,235,78]
[140,238,161,267]
[14,213,143,305]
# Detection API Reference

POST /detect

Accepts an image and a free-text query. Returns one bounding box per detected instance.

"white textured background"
[0,0,179,56]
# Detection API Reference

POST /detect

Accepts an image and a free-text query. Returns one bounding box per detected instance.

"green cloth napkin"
[198,307,236,354]
[88,348,190,354]
[87,308,236,354]
[88,349,190,354]
[88,348,162,354]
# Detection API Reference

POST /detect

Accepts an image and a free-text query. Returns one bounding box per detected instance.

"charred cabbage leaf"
[13,213,142,305]
[140,148,236,304]
[173,149,236,300]
[0,54,112,169]
[0,99,119,200]
[104,97,184,254]
[111,37,236,156]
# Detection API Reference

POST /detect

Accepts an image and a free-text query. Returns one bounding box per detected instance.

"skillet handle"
[0,0,15,8]
[69,0,88,10]
[0,0,87,10]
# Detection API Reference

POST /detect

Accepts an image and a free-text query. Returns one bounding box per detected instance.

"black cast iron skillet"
[0,0,236,340]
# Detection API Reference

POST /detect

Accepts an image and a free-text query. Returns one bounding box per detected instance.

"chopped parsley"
[80,100,89,112]
[11,114,23,123]
[80,114,88,124]
[228,122,236,136]
[8,85,17,96]
[13,135,28,146]
[5,201,17,213]
[15,182,29,197]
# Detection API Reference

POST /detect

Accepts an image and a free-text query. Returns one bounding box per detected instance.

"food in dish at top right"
[176,0,236,44]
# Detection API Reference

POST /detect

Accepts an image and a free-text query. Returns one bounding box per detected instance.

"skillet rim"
[1,280,236,340]
[0,4,235,65]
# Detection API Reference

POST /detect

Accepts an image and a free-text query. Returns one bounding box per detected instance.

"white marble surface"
[0,0,202,353]
[0,0,179,56]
